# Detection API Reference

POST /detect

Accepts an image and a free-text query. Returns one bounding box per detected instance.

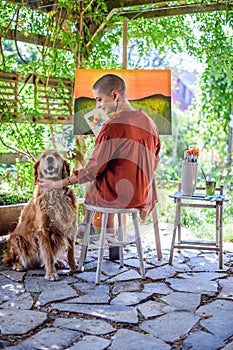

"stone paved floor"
[0,223,233,350]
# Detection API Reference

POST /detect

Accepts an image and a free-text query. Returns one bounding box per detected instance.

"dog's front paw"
[12,262,25,271]
[45,272,59,281]
[55,260,66,269]
[70,266,77,273]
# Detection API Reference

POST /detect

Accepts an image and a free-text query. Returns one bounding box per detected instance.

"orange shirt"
[74,110,160,219]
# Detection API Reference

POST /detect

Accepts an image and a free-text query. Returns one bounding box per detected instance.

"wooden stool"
[78,205,146,284]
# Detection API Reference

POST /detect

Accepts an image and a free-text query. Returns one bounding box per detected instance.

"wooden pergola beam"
[106,0,179,10]
[0,28,66,50]
[116,2,233,19]
[4,0,233,20]
[4,0,60,13]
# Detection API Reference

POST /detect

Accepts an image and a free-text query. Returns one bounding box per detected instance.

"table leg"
[219,201,223,269]
[216,201,219,255]
[177,198,181,250]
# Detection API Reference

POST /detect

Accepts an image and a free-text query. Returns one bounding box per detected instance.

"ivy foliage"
[186,11,233,127]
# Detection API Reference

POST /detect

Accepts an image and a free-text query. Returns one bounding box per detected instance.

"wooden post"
[109,18,128,261]
[122,18,128,69]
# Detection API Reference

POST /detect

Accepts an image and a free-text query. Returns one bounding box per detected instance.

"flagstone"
[221,341,233,350]
[144,256,168,267]
[73,282,104,294]
[36,282,78,306]
[162,291,201,311]
[25,276,61,292]
[109,269,142,282]
[0,292,33,310]
[109,329,170,350]
[83,260,128,277]
[183,330,225,350]
[142,281,172,295]
[51,303,139,324]
[54,317,115,335]
[0,309,47,335]
[0,269,26,282]
[100,260,128,276]
[197,300,233,341]
[200,313,233,341]
[217,278,233,299]
[0,275,25,303]
[146,265,177,280]
[111,280,142,295]
[196,299,233,316]
[74,272,109,283]
[4,327,80,349]
[68,335,111,350]
[188,255,228,272]
[166,272,226,295]
[170,261,192,273]
[123,258,153,269]
[140,311,199,342]
[137,300,175,318]
[110,291,151,306]
[65,284,109,304]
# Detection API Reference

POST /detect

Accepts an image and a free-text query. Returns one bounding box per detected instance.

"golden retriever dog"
[2,150,77,281]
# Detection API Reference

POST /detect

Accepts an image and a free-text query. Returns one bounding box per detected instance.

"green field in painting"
[74,94,171,135]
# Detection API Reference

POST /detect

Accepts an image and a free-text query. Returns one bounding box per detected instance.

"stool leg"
[109,214,120,261]
[132,212,145,279]
[78,210,93,271]
[117,213,124,267]
[152,206,162,260]
[96,212,108,284]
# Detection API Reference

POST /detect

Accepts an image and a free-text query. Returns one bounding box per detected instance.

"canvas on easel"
[74,69,172,136]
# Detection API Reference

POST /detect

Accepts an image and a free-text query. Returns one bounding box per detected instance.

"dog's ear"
[33,160,40,183]
[62,160,70,179]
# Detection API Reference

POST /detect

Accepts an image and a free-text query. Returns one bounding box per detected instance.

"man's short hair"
[92,74,126,96]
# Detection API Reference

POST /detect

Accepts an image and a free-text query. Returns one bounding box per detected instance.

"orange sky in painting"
[74,69,171,100]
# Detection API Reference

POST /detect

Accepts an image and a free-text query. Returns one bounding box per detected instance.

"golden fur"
[2,150,77,281]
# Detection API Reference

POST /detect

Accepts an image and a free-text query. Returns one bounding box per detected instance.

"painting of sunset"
[74,69,171,135]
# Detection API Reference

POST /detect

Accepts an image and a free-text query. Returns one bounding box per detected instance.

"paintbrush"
[201,168,207,181]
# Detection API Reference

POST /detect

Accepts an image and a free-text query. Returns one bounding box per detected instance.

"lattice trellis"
[0,72,74,124]
[0,72,18,121]
[34,76,74,124]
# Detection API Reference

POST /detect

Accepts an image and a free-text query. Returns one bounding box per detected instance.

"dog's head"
[34,149,70,182]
